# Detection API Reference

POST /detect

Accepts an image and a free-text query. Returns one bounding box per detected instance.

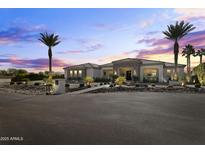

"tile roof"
[64,63,99,69]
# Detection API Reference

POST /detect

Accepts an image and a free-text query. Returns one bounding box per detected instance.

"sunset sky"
[0,8,205,72]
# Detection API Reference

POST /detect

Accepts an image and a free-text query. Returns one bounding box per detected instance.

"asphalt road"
[0,91,205,145]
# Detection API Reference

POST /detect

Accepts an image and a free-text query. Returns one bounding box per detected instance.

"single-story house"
[63,58,186,83]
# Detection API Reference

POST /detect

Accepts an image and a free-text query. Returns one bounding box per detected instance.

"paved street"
[0,91,205,144]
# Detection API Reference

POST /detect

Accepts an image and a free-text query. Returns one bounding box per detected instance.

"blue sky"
[0,8,205,72]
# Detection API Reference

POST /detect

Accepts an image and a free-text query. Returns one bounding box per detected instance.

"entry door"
[126,71,132,80]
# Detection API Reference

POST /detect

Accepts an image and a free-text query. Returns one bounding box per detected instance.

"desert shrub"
[115,76,126,86]
[10,81,15,85]
[193,63,205,85]
[135,84,140,87]
[132,76,139,82]
[111,74,118,83]
[16,82,23,85]
[34,82,41,86]
[45,75,54,86]
[87,85,91,88]
[178,73,185,82]
[195,83,201,88]
[185,73,192,83]
[44,75,55,94]
[84,76,94,86]
[144,84,148,88]
[79,83,84,88]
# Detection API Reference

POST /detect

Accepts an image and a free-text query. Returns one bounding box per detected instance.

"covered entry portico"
[112,58,141,81]
[118,67,133,80]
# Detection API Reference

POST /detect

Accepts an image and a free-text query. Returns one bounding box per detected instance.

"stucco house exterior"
[63,58,186,83]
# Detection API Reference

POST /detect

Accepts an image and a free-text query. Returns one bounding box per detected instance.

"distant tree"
[44,71,49,75]
[182,44,195,73]
[163,21,195,78]
[194,48,205,64]
[39,33,61,73]
[7,68,17,76]
[0,70,7,76]
[16,69,28,76]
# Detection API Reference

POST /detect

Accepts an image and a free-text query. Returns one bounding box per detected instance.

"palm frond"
[163,21,195,41]
[38,32,61,47]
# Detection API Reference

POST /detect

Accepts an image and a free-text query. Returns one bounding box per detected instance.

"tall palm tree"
[182,44,195,73]
[39,33,61,73]
[163,21,195,77]
[194,48,205,64]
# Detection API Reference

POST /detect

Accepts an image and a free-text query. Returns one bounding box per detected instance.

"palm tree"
[163,21,195,77]
[39,33,61,73]
[182,44,195,73]
[194,48,205,64]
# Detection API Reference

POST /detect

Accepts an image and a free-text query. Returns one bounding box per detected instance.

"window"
[143,68,158,82]
[78,70,82,76]
[167,69,171,74]
[74,70,77,76]
[70,70,73,77]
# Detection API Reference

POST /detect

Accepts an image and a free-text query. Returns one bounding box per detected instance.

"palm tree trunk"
[200,55,202,64]
[187,56,189,73]
[188,55,191,73]
[174,41,179,74]
[48,47,52,73]
[189,55,191,73]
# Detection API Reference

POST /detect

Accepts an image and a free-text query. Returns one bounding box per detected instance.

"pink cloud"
[0,57,72,71]
[136,29,205,59]
[0,23,47,45]
[136,47,173,59]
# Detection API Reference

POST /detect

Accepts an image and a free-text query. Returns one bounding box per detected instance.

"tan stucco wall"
[86,68,101,78]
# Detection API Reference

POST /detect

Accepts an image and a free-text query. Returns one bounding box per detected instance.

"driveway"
[0,91,205,144]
